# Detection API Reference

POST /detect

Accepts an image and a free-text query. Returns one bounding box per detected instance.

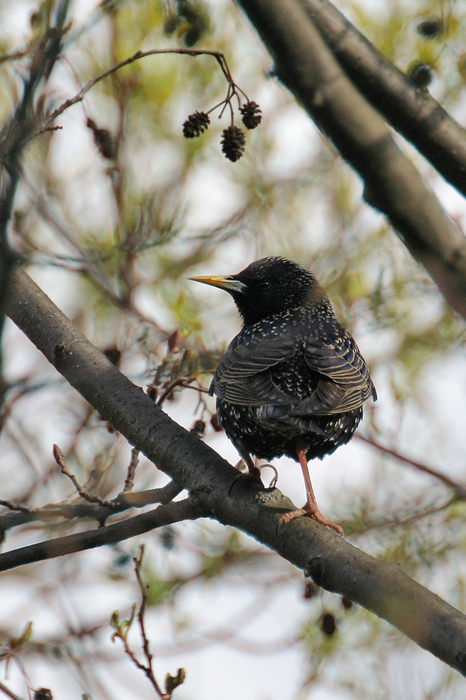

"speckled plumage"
[210,258,376,461]
[191,256,377,533]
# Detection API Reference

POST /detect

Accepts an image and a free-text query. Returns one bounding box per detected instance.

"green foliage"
[111,606,136,641]
[165,667,186,693]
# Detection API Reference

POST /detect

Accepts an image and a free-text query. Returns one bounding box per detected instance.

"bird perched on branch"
[191,257,376,535]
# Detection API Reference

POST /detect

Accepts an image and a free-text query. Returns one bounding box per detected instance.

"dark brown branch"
[0,0,71,390]
[236,0,466,319]
[301,0,466,196]
[5,266,466,676]
[0,499,203,571]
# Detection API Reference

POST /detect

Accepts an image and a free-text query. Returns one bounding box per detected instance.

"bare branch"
[0,681,25,700]
[111,545,182,699]
[37,49,247,137]
[357,434,466,498]
[0,481,183,534]
[122,448,141,493]
[301,0,466,196]
[0,499,204,572]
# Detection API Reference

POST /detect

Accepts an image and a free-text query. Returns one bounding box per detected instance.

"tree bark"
[301,0,466,196]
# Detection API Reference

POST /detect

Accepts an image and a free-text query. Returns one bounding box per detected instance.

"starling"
[190,257,377,534]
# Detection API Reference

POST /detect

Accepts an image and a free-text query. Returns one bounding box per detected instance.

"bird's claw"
[259,463,279,488]
[277,506,344,536]
[228,466,263,496]
[232,459,277,489]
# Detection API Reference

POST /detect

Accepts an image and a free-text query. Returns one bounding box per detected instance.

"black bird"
[191,257,376,534]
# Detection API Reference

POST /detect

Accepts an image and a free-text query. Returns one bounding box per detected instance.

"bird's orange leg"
[279,445,344,536]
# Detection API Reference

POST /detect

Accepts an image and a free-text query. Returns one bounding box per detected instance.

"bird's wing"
[291,329,376,415]
[211,333,297,406]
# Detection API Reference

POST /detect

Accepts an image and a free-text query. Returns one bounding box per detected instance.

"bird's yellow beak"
[189,275,246,293]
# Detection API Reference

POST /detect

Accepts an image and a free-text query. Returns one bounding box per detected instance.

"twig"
[0,500,31,514]
[350,496,457,534]
[37,49,246,137]
[0,481,183,534]
[0,48,33,65]
[357,434,466,498]
[53,444,115,507]
[0,681,25,700]
[156,377,195,406]
[111,546,186,699]
[122,448,140,493]
[133,546,164,695]
[179,381,210,395]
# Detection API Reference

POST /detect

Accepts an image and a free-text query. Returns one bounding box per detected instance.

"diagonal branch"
[5,265,466,676]
[236,0,466,319]
[357,434,466,498]
[37,48,238,137]
[301,0,466,196]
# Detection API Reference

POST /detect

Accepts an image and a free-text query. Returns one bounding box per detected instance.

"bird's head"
[190,256,329,326]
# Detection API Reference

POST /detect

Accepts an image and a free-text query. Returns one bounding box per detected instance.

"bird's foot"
[278,504,344,536]
[258,463,279,488]
[231,458,277,487]
[229,464,263,496]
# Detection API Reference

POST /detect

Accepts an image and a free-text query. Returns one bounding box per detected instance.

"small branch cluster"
[30,47,261,165]
[182,53,261,161]
[111,546,186,699]
[183,99,261,162]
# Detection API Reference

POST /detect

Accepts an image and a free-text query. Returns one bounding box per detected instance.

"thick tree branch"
[301,0,466,196]
[236,0,466,319]
[5,265,466,676]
